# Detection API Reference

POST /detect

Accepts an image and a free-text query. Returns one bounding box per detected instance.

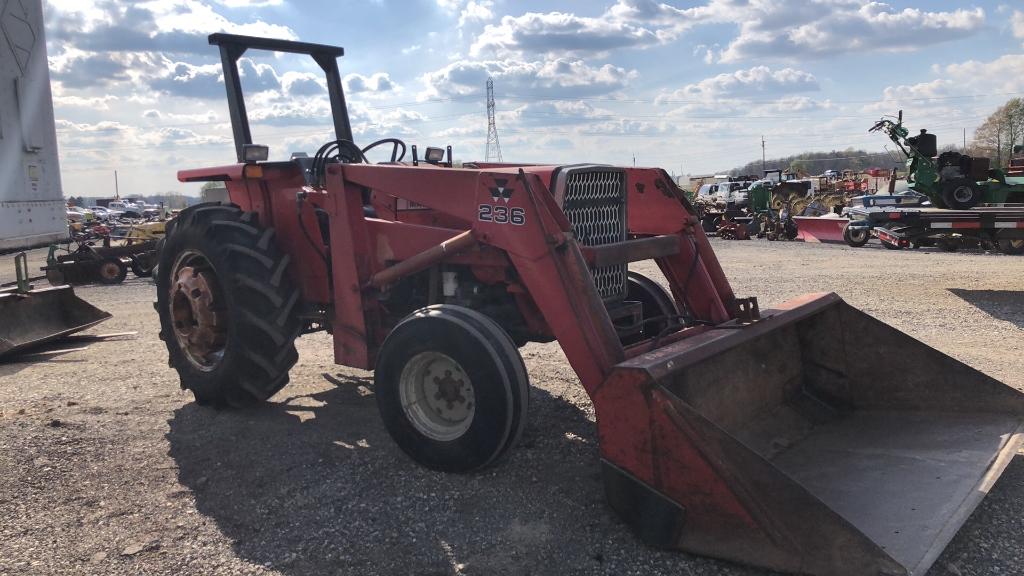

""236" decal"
[479,204,526,225]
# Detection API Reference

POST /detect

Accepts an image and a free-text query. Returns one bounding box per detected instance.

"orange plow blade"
[593,293,1024,576]
[794,216,850,243]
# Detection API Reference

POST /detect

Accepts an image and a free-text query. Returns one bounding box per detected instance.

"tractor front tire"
[157,203,301,408]
[623,272,680,346]
[375,305,529,473]
[940,178,983,210]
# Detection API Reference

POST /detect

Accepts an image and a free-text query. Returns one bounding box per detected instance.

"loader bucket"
[794,216,849,243]
[594,292,1024,576]
[0,286,112,359]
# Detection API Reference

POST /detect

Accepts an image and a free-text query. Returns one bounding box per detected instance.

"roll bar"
[208,33,354,163]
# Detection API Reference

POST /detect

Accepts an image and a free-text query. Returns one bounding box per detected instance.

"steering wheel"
[868,119,887,133]
[361,138,407,163]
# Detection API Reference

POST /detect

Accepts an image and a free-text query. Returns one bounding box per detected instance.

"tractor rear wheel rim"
[399,351,475,441]
[169,251,227,372]
[953,186,974,203]
[850,229,868,242]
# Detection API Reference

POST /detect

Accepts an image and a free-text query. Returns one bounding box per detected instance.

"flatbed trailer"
[844,202,1024,254]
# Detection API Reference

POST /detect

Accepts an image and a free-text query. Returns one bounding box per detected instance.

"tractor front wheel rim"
[398,351,475,441]
[169,251,227,372]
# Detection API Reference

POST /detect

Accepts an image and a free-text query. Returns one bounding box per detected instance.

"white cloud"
[53,94,119,110]
[869,54,1024,112]
[420,58,636,99]
[138,0,296,39]
[660,66,819,101]
[1012,11,1024,40]
[215,0,283,7]
[717,1,985,62]
[459,1,494,27]
[469,0,703,58]
[344,72,397,94]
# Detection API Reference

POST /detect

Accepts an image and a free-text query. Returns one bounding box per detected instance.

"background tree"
[731,149,897,177]
[971,98,1024,167]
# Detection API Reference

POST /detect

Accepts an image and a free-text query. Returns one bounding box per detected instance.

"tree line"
[729,149,899,177]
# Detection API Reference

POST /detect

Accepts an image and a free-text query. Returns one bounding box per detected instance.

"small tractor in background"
[158,34,1024,576]
[869,111,1024,209]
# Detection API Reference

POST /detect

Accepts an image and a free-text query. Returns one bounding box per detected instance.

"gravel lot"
[1,239,1022,576]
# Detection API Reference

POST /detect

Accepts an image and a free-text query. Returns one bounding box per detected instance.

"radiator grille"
[562,169,627,300]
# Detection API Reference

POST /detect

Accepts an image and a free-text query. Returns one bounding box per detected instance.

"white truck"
[713,181,750,207]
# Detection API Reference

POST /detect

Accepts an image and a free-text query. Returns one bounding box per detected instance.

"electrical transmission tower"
[485,77,503,162]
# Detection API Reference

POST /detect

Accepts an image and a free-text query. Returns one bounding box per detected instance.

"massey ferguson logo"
[489,179,514,203]
[480,178,525,225]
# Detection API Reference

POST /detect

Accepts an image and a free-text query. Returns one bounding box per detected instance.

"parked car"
[67,206,95,223]
[89,206,123,221]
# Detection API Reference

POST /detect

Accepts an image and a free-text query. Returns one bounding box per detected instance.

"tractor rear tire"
[97,258,128,284]
[843,225,870,247]
[623,272,680,346]
[156,203,302,408]
[375,305,529,473]
[940,178,982,210]
[998,239,1024,255]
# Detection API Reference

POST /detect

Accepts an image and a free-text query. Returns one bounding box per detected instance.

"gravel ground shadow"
[164,371,1024,576]
[165,375,723,576]
[947,289,1024,330]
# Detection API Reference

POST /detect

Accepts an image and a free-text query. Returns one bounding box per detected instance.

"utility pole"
[114,170,119,199]
[761,136,766,173]
[963,128,966,151]
[485,77,503,162]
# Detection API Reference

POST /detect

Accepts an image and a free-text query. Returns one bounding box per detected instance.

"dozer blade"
[594,292,1023,576]
[794,216,850,243]
[0,286,112,359]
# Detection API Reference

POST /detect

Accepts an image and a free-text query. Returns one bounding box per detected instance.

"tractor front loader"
[159,34,1024,576]
[1,252,112,359]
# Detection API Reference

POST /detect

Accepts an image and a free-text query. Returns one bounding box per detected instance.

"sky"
[38,0,1024,197]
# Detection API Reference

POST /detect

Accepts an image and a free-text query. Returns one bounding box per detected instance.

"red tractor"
[159,34,1024,576]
